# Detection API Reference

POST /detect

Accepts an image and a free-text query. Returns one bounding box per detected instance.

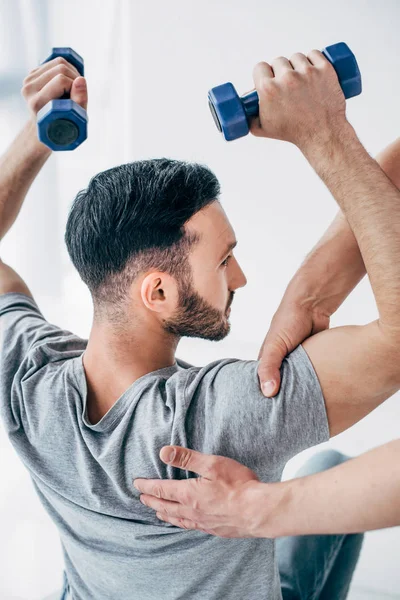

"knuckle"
[23,74,33,85]
[182,518,194,530]
[320,60,333,73]
[153,485,163,499]
[259,78,274,96]
[56,64,71,77]
[55,73,69,84]
[178,450,192,470]
[55,56,68,67]
[281,70,300,85]
[192,498,201,511]
[205,456,222,476]
[21,83,32,97]
[290,52,303,61]
[180,488,192,506]
[28,97,40,113]
[254,60,267,72]
[302,65,314,76]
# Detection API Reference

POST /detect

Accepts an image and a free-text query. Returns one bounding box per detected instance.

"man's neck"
[82,322,178,424]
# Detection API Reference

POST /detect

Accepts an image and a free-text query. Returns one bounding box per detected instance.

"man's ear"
[140,272,179,315]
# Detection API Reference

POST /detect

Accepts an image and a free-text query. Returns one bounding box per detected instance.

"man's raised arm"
[0,58,88,296]
[0,58,88,244]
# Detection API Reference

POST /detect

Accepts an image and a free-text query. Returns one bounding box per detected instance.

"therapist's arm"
[260,438,400,537]
[134,441,400,538]
[258,137,400,397]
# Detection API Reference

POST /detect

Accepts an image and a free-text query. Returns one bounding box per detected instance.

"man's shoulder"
[173,356,258,399]
[176,344,320,405]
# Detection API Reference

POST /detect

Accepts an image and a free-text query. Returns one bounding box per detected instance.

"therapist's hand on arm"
[134,441,400,537]
[258,136,400,397]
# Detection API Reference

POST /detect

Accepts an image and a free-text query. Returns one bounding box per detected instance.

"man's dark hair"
[64,158,220,323]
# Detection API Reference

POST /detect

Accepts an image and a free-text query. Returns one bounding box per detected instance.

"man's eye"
[221,255,232,267]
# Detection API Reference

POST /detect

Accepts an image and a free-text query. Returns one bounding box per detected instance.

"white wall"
[0,0,399,598]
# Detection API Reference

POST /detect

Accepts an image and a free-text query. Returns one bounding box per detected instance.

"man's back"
[0,292,328,599]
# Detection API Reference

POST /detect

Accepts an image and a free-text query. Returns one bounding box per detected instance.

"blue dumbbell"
[37,47,87,151]
[208,42,362,142]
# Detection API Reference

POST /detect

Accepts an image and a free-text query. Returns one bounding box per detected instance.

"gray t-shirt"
[0,292,329,600]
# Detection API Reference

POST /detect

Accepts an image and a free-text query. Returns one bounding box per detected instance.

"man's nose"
[231,259,247,289]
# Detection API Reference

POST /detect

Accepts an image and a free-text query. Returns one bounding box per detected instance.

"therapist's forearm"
[256,439,400,538]
[291,138,400,317]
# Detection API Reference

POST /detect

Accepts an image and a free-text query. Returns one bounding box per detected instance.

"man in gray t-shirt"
[1,46,400,600]
[0,292,328,600]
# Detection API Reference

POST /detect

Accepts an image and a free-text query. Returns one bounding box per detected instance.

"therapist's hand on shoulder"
[134,446,271,538]
[257,279,330,397]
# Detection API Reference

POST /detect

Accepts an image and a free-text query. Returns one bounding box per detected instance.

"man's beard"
[163,276,234,341]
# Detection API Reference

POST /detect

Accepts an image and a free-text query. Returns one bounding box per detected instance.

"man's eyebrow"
[218,240,238,262]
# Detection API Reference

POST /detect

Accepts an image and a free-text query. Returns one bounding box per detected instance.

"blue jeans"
[277,450,364,600]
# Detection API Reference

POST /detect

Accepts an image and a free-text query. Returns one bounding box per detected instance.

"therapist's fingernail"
[262,381,275,396]
[161,447,176,463]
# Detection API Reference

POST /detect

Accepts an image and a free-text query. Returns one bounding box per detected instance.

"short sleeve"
[184,344,329,480]
[0,292,66,363]
[0,292,84,436]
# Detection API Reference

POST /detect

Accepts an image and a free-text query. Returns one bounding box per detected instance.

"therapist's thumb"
[159,446,217,478]
[160,446,260,483]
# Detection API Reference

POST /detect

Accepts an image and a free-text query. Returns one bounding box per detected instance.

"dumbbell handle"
[237,45,360,122]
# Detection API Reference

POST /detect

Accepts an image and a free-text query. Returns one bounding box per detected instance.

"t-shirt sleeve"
[0,292,65,362]
[0,292,83,436]
[184,344,329,479]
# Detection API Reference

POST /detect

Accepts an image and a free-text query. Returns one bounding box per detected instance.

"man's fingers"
[23,63,79,94]
[252,61,274,89]
[270,56,293,77]
[133,477,188,502]
[289,53,314,73]
[25,57,80,82]
[70,77,88,111]
[27,74,75,114]
[307,49,329,68]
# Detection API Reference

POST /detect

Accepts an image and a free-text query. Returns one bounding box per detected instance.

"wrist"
[298,120,358,164]
[25,118,53,158]
[244,480,292,539]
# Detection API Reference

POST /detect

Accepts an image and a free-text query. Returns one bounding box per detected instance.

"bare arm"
[258,138,400,396]
[299,122,400,435]
[292,137,400,319]
[0,59,87,296]
[0,120,51,242]
[256,439,400,537]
